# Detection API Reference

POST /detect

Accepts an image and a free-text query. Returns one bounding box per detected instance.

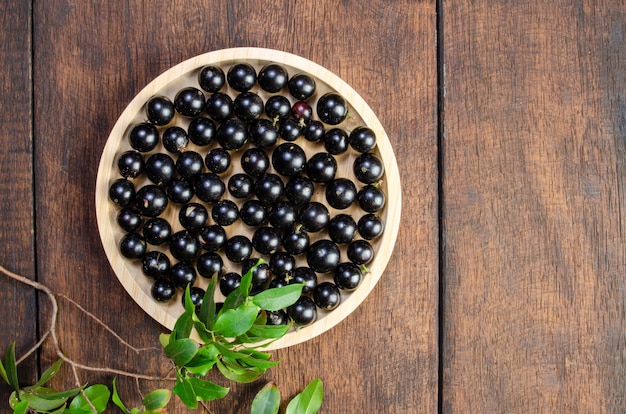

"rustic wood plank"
[0,0,37,403]
[441,0,626,411]
[31,0,438,412]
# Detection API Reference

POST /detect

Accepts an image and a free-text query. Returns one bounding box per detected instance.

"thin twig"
[57,293,160,354]
[0,263,175,383]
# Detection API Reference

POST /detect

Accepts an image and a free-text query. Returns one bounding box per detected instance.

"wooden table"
[1,1,624,412]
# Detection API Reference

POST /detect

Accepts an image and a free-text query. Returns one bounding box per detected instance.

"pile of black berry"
[108,61,386,327]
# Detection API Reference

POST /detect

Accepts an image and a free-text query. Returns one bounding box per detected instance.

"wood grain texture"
[0,0,37,404]
[31,1,438,413]
[441,0,626,412]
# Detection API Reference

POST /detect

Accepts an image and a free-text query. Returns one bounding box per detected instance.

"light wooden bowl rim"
[95,47,402,349]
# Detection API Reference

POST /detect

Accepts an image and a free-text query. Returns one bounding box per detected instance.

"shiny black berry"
[281,227,310,255]
[129,123,159,152]
[174,87,205,117]
[333,262,363,291]
[227,63,257,92]
[146,95,175,126]
[327,214,357,244]
[268,201,298,230]
[176,151,204,179]
[205,148,231,175]
[167,178,194,204]
[117,151,145,179]
[349,126,377,153]
[135,185,168,217]
[240,200,268,227]
[325,178,357,209]
[241,148,269,178]
[258,63,288,93]
[225,235,253,263]
[187,117,216,146]
[216,118,248,150]
[169,230,200,262]
[198,65,226,93]
[317,92,348,125]
[288,73,316,101]
[353,152,384,184]
[254,173,285,205]
[285,176,314,206]
[198,224,227,252]
[142,217,172,245]
[183,286,206,311]
[313,282,341,310]
[193,173,225,203]
[303,120,325,142]
[305,152,337,183]
[272,143,307,176]
[357,214,384,240]
[205,92,234,121]
[145,153,176,185]
[141,251,171,279]
[211,199,239,226]
[248,119,279,149]
[120,232,146,259]
[241,258,271,287]
[151,278,176,302]
[299,202,330,233]
[162,126,189,154]
[227,173,254,199]
[323,128,349,155]
[287,296,317,325]
[290,266,317,294]
[266,309,289,325]
[117,207,143,232]
[252,226,282,255]
[278,118,302,142]
[220,272,241,296]
[196,252,224,278]
[179,203,208,232]
[306,239,340,273]
[269,251,295,277]
[264,95,291,123]
[109,178,136,207]
[357,184,386,213]
[291,101,313,125]
[170,261,197,288]
[347,239,374,265]
[233,91,264,122]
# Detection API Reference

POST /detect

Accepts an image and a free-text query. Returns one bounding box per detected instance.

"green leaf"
[33,359,63,388]
[250,382,280,414]
[12,389,67,411]
[111,377,130,414]
[198,273,218,329]
[185,344,219,376]
[142,388,171,410]
[172,306,194,341]
[68,384,110,413]
[213,304,260,337]
[215,360,262,384]
[247,322,291,340]
[286,378,324,414]
[222,286,247,312]
[4,342,20,394]
[164,338,199,367]
[187,377,229,401]
[158,333,170,349]
[239,260,255,297]
[12,400,29,414]
[28,385,84,401]
[252,283,304,311]
[172,378,197,410]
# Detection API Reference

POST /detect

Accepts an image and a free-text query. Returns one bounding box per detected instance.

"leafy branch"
[0,261,324,413]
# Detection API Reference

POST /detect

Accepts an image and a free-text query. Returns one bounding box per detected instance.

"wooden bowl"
[95,48,401,349]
